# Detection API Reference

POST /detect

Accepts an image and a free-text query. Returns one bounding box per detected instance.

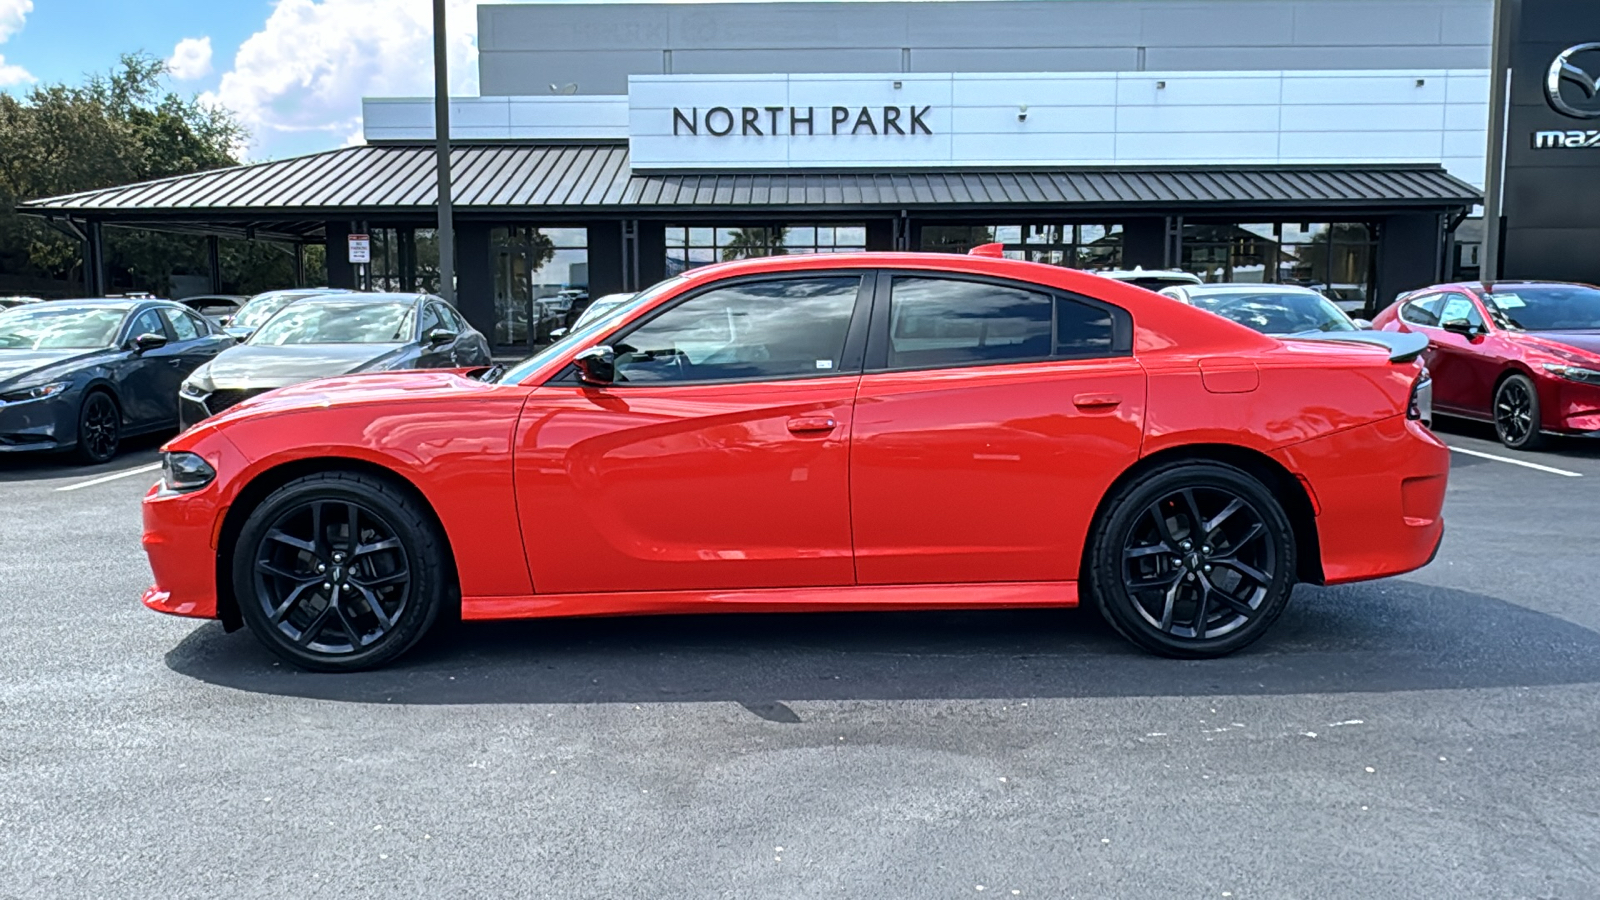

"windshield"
[1481,285,1600,331]
[0,307,126,350]
[573,294,635,329]
[495,277,685,384]
[233,291,325,330]
[1185,290,1355,335]
[250,301,414,346]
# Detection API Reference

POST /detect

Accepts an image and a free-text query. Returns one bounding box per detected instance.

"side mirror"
[573,345,615,386]
[550,327,569,339]
[1440,318,1479,337]
[424,327,457,347]
[131,332,168,353]
[1352,317,1374,330]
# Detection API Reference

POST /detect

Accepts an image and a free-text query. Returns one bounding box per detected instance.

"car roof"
[10,298,169,311]
[282,292,428,305]
[1177,283,1327,295]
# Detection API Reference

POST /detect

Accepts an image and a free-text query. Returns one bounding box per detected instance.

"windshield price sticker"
[1489,293,1527,308]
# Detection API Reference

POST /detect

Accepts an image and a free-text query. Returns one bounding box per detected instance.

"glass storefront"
[491,226,588,349]
[664,224,867,275]
[920,223,1124,270]
[354,227,441,294]
[1179,222,1378,311]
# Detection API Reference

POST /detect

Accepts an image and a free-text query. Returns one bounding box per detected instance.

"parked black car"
[224,287,353,340]
[179,292,493,430]
[0,299,233,463]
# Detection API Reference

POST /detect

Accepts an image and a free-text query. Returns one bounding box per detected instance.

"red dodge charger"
[142,253,1448,671]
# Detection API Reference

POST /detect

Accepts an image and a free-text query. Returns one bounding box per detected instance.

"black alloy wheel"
[1087,461,1296,658]
[74,391,120,464]
[234,472,447,671]
[1494,373,1546,451]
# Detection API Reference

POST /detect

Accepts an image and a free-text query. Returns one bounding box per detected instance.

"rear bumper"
[1273,415,1449,585]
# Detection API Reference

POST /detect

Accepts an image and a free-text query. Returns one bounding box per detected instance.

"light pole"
[432,0,455,304]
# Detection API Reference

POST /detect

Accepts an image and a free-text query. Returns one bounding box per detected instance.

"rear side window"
[613,276,861,384]
[888,277,1052,368]
[1055,297,1116,356]
[1400,293,1443,327]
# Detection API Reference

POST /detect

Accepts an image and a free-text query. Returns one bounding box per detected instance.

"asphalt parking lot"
[2,423,1598,900]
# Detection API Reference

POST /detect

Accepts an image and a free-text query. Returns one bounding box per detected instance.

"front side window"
[887,277,1052,369]
[612,276,861,384]
[127,309,166,342]
[1400,294,1444,327]
[160,308,201,341]
[419,303,445,336]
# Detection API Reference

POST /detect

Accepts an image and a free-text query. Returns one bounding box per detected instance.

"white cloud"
[0,0,33,86]
[166,36,214,81]
[210,0,478,160]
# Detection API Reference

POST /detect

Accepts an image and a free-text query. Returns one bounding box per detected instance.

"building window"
[1179,222,1378,313]
[491,226,588,349]
[919,223,1124,270]
[664,224,866,275]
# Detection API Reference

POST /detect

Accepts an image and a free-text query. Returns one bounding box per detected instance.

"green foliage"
[0,52,301,297]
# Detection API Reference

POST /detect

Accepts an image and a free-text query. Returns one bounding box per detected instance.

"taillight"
[1408,368,1433,427]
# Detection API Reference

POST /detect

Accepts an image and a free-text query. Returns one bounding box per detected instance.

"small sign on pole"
[347,233,371,264]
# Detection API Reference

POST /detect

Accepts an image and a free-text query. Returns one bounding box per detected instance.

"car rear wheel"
[73,390,120,464]
[233,472,447,671]
[1494,373,1546,451]
[1086,461,1296,658]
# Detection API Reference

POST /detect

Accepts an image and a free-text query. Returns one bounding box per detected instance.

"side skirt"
[463,581,1079,621]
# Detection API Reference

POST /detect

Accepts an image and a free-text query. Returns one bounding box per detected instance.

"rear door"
[514,272,871,594]
[850,271,1147,586]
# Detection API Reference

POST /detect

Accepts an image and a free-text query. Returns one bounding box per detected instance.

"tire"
[73,390,121,465]
[233,472,447,672]
[1493,373,1546,451]
[1085,461,1297,659]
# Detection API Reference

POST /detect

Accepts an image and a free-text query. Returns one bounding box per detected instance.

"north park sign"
[671,105,934,137]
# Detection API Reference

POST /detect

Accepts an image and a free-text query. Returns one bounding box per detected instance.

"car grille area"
[205,389,267,416]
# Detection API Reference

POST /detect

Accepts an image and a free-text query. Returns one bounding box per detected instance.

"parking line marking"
[55,462,163,492]
[1448,445,1583,478]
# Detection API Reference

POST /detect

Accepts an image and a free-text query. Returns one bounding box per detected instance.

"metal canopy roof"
[21,142,1481,229]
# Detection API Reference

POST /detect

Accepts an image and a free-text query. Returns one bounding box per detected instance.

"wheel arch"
[1086,443,1325,586]
[213,456,459,631]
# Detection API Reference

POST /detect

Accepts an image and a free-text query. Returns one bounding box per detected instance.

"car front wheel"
[1494,373,1546,451]
[74,390,120,464]
[233,472,447,671]
[1086,461,1297,658]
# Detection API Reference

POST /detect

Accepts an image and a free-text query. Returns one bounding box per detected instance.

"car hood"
[0,348,106,389]
[1517,330,1600,363]
[205,368,496,426]
[202,343,408,389]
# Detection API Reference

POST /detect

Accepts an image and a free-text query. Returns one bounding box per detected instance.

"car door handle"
[1073,393,1122,410]
[786,416,838,434]
[166,358,184,368]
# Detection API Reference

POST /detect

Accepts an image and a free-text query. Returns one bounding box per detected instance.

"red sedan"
[142,253,1447,671]
[1372,281,1600,450]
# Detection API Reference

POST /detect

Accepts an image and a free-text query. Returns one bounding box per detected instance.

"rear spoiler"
[1284,331,1429,364]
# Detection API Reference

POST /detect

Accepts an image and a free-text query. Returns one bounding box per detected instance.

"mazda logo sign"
[1547,42,1600,118]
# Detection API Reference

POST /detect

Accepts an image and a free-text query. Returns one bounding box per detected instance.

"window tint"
[419,303,444,337]
[126,309,165,342]
[613,276,860,383]
[1056,297,1116,354]
[1436,294,1483,329]
[160,308,201,341]
[1400,293,1443,327]
[888,277,1052,368]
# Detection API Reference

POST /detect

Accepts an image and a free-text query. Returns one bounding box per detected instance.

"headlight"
[162,451,216,492]
[1542,363,1600,384]
[180,380,209,398]
[0,381,70,405]
[1408,368,1433,427]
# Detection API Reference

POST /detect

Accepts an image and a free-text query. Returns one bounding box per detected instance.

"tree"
[721,227,782,261]
[0,52,289,297]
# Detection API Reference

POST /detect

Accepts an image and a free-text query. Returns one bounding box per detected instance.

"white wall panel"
[1116,74,1282,107]
[1116,131,1281,162]
[1115,105,1280,134]
[1279,103,1447,132]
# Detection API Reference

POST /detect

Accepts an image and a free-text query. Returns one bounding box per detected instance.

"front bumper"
[0,390,78,453]
[1273,414,1449,585]
[140,434,247,620]
[1544,376,1600,435]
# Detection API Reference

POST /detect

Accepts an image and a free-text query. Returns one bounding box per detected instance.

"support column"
[324,221,357,289]
[399,228,417,292]
[636,221,667,288]
[293,244,306,287]
[1119,218,1167,270]
[207,235,221,293]
[865,219,895,251]
[585,221,625,299]
[85,221,107,296]
[455,222,494,338]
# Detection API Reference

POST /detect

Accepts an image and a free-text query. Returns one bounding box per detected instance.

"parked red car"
[1372,281,1600,449]
[142,253,1447,671]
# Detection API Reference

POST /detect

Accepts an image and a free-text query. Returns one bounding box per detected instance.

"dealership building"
[23,0,1516,351]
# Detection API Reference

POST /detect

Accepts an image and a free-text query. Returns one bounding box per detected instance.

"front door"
[514,273,871,594]
[850,272,1146,585]
[1424,292,1498,416]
